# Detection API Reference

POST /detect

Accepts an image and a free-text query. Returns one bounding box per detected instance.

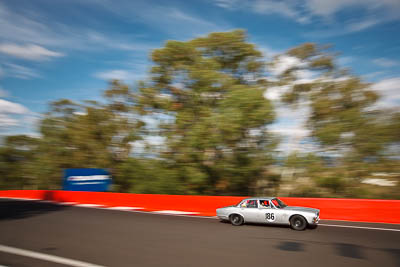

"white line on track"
[0,197,40,201]
[0,244,105,267]
[319,223,400,232]
[128,209,217,219]
[58,202,77,205]
[107,206,143,211]
[152,210,199,215]
[75,204,104,208]
[320,218,400,225]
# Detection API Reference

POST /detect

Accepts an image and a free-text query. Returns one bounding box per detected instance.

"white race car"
[216,197,320,230]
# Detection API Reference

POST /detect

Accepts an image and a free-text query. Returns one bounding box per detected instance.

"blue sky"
[0,0,399,150]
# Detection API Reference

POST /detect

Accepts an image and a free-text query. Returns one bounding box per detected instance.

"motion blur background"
[0,0,399,199]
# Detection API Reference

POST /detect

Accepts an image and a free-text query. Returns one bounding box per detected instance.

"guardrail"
[1,190,399,224]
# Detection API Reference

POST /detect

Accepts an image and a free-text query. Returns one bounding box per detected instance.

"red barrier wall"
[1,190,399,224]
[0,190,46,200]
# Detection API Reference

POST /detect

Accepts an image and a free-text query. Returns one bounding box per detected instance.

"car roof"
[242,197,276,201]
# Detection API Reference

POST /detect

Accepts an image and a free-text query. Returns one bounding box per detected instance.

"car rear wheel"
[290,215,307,231]
[230,214,244,226]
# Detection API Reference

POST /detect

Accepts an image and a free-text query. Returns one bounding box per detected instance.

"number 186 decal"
[265,213,275,222]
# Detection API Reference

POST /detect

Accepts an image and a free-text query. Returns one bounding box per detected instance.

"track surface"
[0,199,399,267]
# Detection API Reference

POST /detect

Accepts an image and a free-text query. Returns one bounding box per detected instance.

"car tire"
[230,214,244,226]
[290,215,307,231]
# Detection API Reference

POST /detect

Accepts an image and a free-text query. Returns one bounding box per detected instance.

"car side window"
[271,199,280,208]
[241,199,257,208]
[259,200,270,208]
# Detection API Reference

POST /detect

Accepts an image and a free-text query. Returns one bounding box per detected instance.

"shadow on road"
[0,200,68,221]
[335,243,365,259]
[277,241,305,252]
[384,248,400,266]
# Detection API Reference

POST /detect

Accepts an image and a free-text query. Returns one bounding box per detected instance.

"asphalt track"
[0,199,399,267]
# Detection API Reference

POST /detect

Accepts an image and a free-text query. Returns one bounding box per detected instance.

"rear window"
[240,199,257,208]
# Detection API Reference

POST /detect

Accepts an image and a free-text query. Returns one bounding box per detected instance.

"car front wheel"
[290,215,307,231]
[230,214,244,226]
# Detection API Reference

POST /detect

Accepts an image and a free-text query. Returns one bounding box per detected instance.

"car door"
[257,200,286,224]
[270,199,289,224]
[239,199,259,223]
[257,199,276,224]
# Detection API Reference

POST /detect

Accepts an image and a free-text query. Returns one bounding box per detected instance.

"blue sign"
[63,168,112,192]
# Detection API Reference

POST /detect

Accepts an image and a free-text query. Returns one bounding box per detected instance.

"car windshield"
[272,198,287,209]
[235,200,245,207]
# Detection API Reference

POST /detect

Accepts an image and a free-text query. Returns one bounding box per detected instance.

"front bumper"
[311,215,320,224]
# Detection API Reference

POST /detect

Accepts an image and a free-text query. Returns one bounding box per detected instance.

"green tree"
[0,135,39,189]
[274,43,400,198]
[35,84,143,190]
[275,44,380,158]
[2,31,398,198]
[138,30,277,195]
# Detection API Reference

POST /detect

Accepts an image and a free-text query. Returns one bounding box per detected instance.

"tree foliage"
[273,43,400,197]
[0,31,399,198]
[138,30,277,195]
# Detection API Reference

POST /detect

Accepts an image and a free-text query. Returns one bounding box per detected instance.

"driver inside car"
[260,200,270,208]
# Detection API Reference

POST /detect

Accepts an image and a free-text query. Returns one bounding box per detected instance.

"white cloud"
[337,56,353,66]
[293,69,316,84]
[0,43,64,61]
[371,77,400,108]
[0,2,154,53]
[252,1,297,19]
[130,135,166,154]
[263,55,360,153]
[0,87,8,97]
[270,124,310,138]
[0,113,18,127]
[305,0,400,18]
[258,44,281,59]
[276,104,311,122]
[215,0,307,24]
[215,0,240,9]
[169,8,216,28]
[95,2,228,38]
[269,118,312,153]
[149,7,228,37]
[146,135,166,146]
[95,70,131,81]
[215,0,400,32]
[268,55,303,76]
[3,63,40,79]
[305,0,356,17]
[0,98,40,135]
[94,69,145,82]
[347,18,380,32]
[264,85,290,101]
[363,71,386,81]
[0,2,51,46]
[264,78,313,153]
[373,58,399,68]
[85,31,155,52]
[0,99,30,127]
[306,0,400,32]
[0,99,28,114]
